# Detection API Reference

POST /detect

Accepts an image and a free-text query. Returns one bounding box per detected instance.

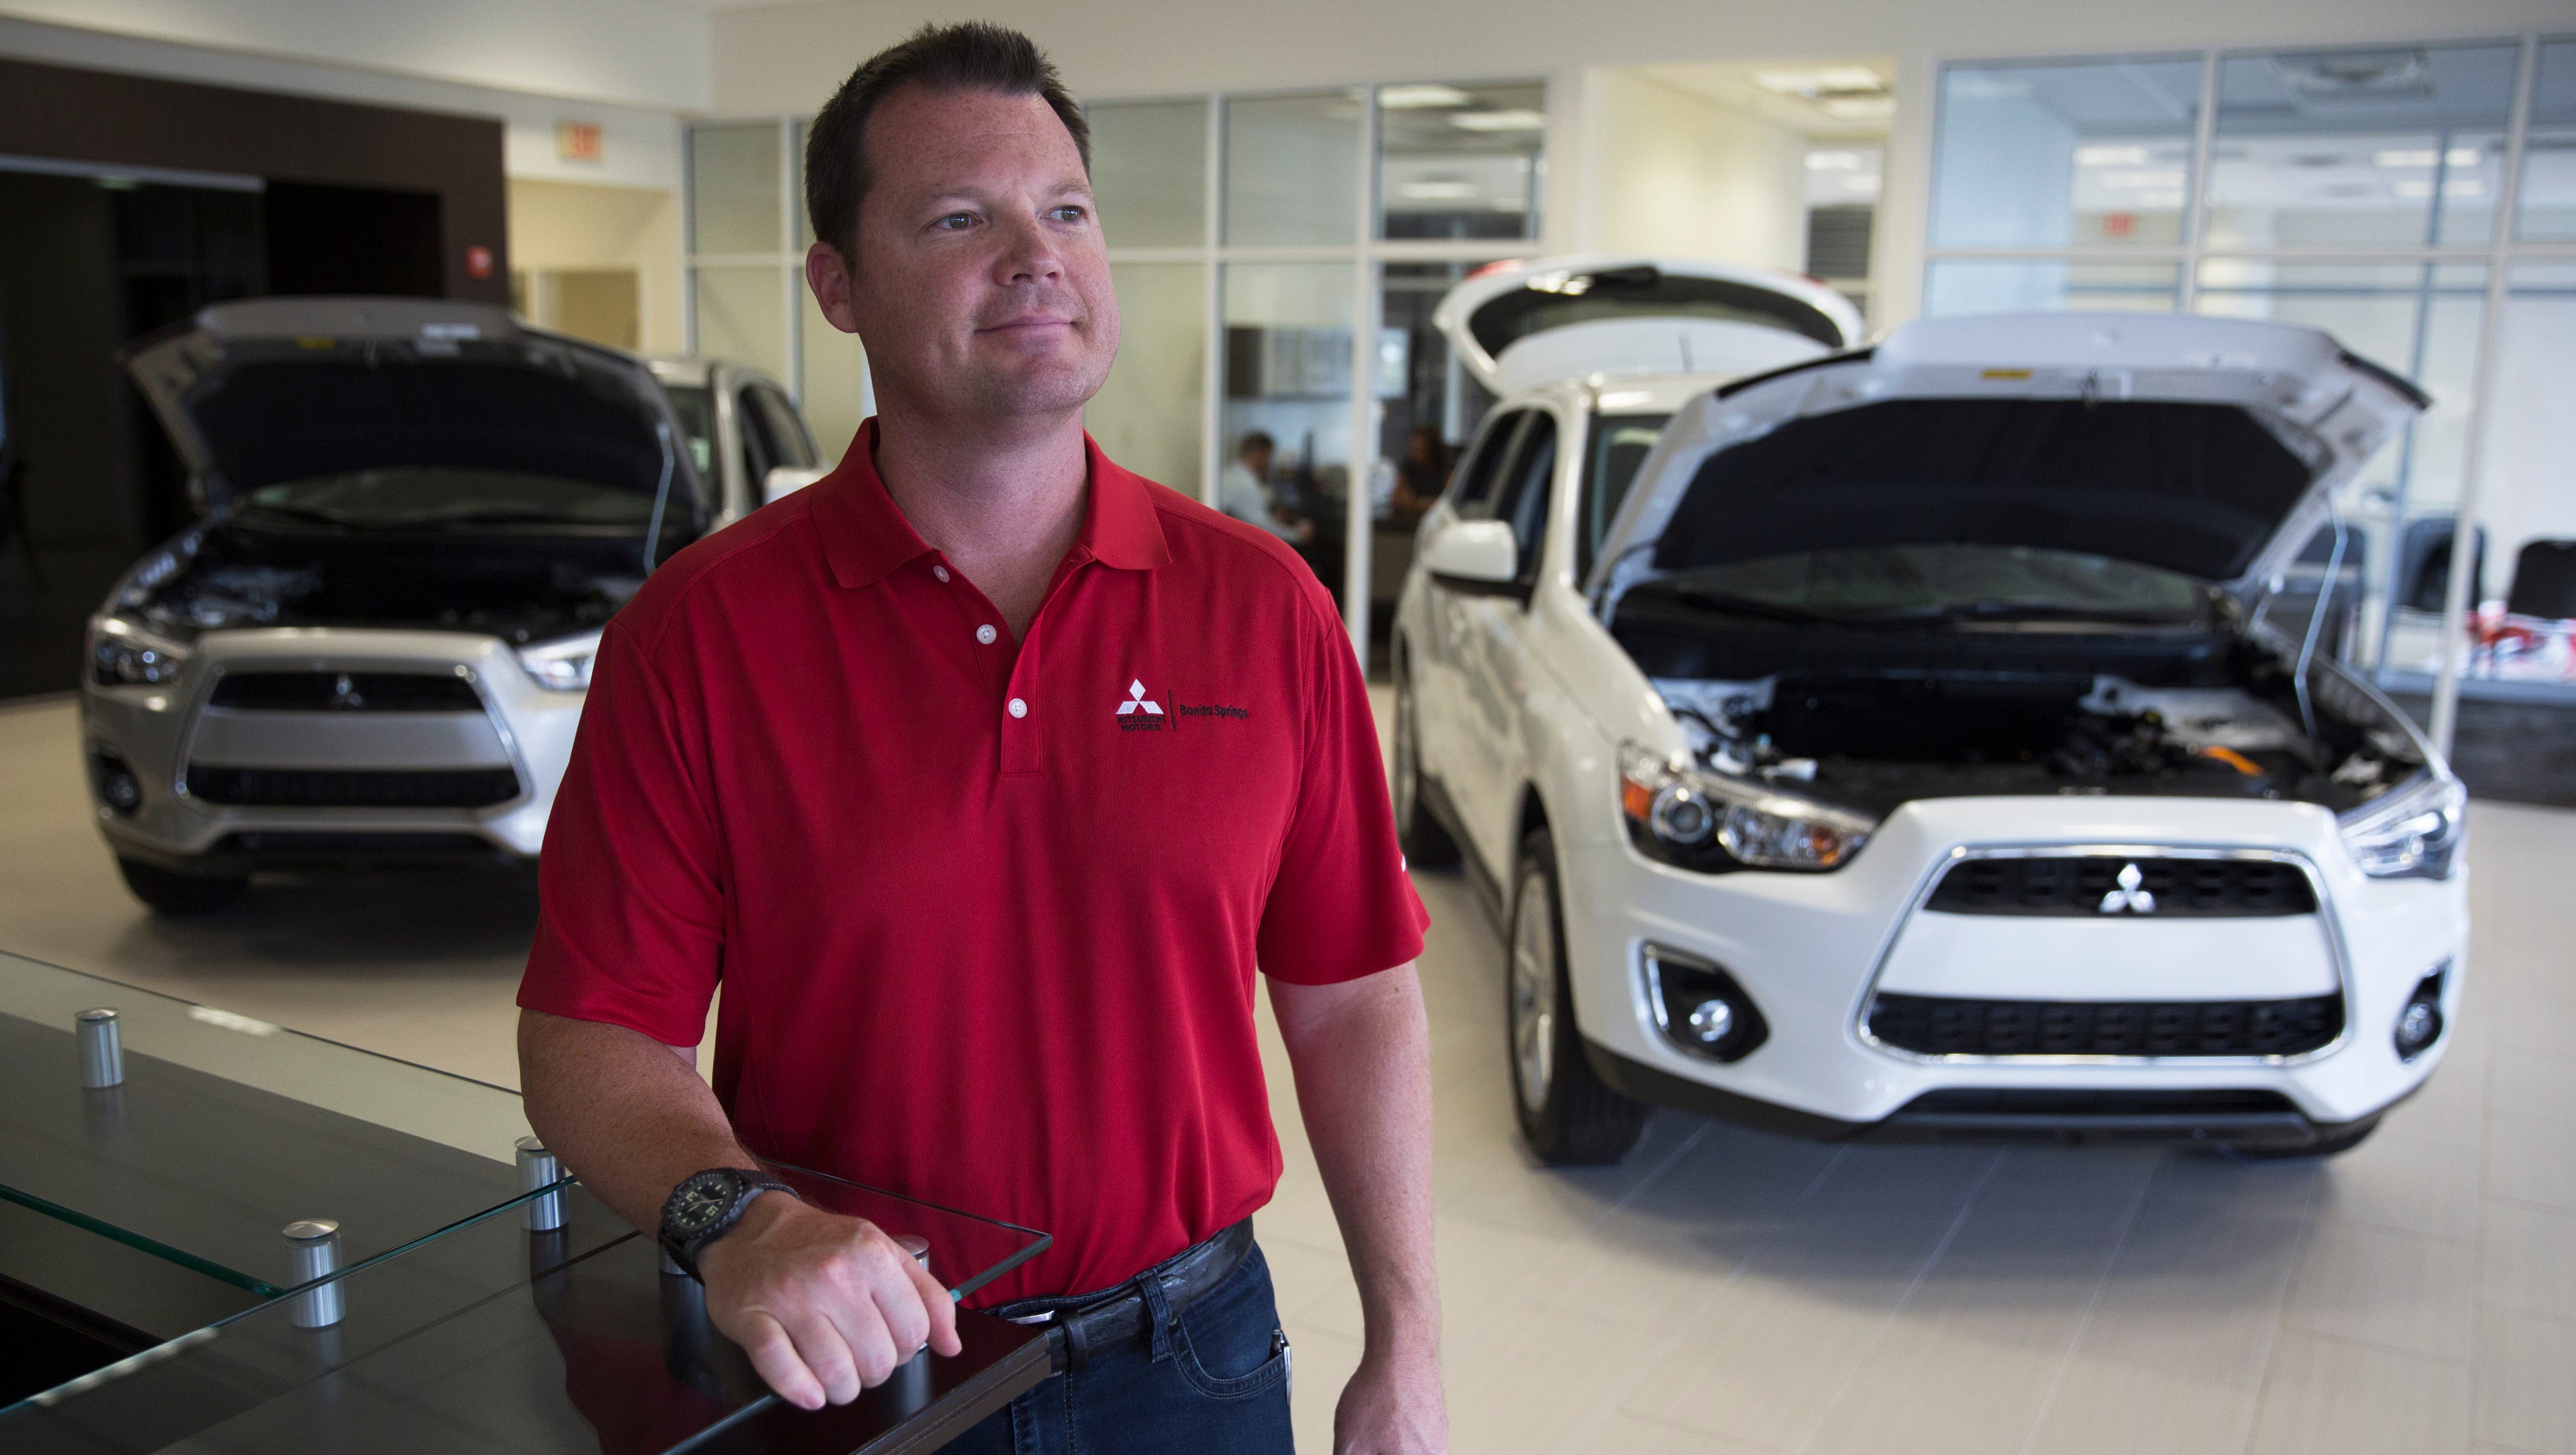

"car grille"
[185,766,523,808]
[209,671,483,713]
[1867,991,2343,1057]
[1925,856,2317,917]
[1896,1088,2301,1117]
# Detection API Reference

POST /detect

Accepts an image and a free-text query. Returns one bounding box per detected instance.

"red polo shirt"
[518,422,1426,1304]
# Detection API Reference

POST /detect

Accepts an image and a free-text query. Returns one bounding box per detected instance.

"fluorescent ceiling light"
[1401,180,1477,200]
[1816,96,1895,120]
[1807,151,1864,170]
[2373,147,2484,169]
[1598,390,1655,408]
[2101,169,2186,190]
[1754,65,1885,95]
[2075,145,2151,167]
[2395,179,2489,199]
[1380,84,1472,109]
[1450,109,1546,132]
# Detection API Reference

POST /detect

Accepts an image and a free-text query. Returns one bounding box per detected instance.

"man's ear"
[805,241,861,335]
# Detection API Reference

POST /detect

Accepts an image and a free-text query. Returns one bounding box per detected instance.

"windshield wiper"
[1861,599,2203,626]
[1655,585,1855,627]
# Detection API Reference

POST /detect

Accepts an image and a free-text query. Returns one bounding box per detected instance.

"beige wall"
[506,178,683,355]
[1572,69,1808,272]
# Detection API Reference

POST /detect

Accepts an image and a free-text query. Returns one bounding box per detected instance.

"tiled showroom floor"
[4,687,2572,1453]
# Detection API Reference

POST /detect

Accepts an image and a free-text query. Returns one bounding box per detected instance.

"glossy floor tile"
[4,689,2572,1453]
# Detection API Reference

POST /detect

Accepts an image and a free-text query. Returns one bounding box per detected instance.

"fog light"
[1685,998,1733,1045]
[1642,945,1769,1064]
[2393,961,2448,1062]
[91,751,142,814]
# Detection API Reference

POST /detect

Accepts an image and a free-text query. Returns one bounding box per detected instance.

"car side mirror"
[1422,519,1517,585]
[762,466,830,505]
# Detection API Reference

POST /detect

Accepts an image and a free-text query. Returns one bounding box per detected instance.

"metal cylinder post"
[76,1008,124,1089]
[515,1136,565,1232]
[284,1219,345,1328]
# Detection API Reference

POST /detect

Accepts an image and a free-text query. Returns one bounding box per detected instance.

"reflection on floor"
[3,690,2570,1453]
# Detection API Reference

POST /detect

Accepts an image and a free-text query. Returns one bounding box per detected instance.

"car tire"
[2228,1119,2379,1160]
[116,856,248,915]
[1507,827,1646,1165]
[1391,651,1459,868]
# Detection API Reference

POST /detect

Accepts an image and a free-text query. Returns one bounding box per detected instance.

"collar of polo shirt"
[809,419,1173,590]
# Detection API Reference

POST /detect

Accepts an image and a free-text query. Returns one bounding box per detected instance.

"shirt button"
[933,565,951,583]
[1008,698,1028,719]
[976,624,998,645]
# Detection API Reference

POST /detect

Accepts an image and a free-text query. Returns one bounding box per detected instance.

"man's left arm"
[1270,964,1447,1455]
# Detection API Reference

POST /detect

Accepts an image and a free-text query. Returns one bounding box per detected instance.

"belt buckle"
[1004,1308,1056,1326]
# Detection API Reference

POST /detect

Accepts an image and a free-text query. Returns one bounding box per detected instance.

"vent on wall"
[1805,204,1875,284]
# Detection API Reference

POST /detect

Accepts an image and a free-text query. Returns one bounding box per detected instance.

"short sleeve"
[518,621,724,1045]
[1254,584,1430,984]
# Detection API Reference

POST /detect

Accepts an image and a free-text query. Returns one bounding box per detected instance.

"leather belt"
[989,1219,1255,1372]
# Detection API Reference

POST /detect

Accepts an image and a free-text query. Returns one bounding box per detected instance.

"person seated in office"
[1385,425,1447,528]
[1219,430,1313,543]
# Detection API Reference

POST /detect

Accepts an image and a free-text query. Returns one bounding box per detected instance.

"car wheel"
[116,856,248,915]
[1391,654,1458,868]
[1507,827,1645,1165]
[2228,1119,2379,1160]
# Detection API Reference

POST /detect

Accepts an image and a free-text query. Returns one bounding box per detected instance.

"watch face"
[671,1171,740,1234]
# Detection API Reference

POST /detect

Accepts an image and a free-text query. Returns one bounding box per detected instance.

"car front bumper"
[81,627,584,873]
[1554,789,2469,1141]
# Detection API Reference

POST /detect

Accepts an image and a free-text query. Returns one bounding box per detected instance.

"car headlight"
[88,615,193,687]
[1618,742,1877,872]
[2337,770,2464,880]
[516,631,603,691]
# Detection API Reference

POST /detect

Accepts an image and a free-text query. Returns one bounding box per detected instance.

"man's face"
[807,86,1118,425]
[1244,444,1274,479]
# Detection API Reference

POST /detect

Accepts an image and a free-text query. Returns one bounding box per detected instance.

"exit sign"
[557,121,603,164]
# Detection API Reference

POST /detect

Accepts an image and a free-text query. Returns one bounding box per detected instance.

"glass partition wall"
[686,83,1545,659]
[1925,38,2576,744]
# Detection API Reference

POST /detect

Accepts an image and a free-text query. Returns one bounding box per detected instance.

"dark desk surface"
[0,951,1053,1453]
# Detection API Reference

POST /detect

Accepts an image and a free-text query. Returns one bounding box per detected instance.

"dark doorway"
[0,171,454,699]
[264,182,444,299]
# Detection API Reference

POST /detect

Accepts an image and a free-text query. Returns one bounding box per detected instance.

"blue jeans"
[947,1242,1296,1455]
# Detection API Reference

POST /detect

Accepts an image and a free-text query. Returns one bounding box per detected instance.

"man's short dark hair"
[1239,432,1275,456]
[803,22,1091,261]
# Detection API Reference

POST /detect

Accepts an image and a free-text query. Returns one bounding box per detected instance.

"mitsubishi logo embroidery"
[2098,862,2157,915]
[1115,680,1163,717]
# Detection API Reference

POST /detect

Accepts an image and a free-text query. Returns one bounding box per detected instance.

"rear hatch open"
[1431,257,1864,394]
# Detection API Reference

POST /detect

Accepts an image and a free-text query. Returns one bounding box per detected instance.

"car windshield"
[663,386,717,478]
[1653,543,2210,624]
[239,469,661,529]
[1578,414,1670,581]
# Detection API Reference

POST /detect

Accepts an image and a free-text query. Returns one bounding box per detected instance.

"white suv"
[1392,260,2467,1163]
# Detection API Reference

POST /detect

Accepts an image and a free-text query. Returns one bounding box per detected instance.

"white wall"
[1571,69,1808,271]
[0,12,691,191]
[0,0,709,112]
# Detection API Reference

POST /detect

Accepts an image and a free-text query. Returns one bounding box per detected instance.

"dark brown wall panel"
[0,57,506,304]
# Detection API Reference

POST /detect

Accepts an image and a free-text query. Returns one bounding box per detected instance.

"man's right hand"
[695,1193,965,1410]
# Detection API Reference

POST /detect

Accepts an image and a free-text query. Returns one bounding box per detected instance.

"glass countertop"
[0,949,543,1294]
[2,1179,1051,1452]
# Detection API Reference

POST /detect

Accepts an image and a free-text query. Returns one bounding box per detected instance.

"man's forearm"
[1271,966,1440,1355]
[518,1009,761,1232]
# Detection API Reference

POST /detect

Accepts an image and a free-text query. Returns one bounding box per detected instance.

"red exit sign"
[557,121,603,164]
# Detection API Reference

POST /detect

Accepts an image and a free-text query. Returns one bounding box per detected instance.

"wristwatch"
[658,1167,799,1280]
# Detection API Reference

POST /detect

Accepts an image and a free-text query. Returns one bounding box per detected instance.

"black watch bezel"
[658,1167,796,1280]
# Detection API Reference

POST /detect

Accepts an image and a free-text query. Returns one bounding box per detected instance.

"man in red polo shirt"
[517,22,1444,1455]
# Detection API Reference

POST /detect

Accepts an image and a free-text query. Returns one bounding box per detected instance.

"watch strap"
[659,1169,800,1281]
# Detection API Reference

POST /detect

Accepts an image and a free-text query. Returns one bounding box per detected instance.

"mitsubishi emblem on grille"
[2098,862,2156,915]
[329,674,366,711]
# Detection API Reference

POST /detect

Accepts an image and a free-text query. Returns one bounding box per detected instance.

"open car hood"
[124,297,703,523]
[1431,256,1864,395]
[1587,311,2426,604]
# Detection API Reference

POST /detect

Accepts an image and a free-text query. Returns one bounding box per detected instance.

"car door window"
[734,386,783,486]
[1445,412,1527,519]
[750,385,819,468]
[1576,414,1670,583]
[1487,411,1557,586]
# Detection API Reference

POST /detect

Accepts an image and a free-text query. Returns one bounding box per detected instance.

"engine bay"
[1652,660,2424,820]
[120,520,647,645]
